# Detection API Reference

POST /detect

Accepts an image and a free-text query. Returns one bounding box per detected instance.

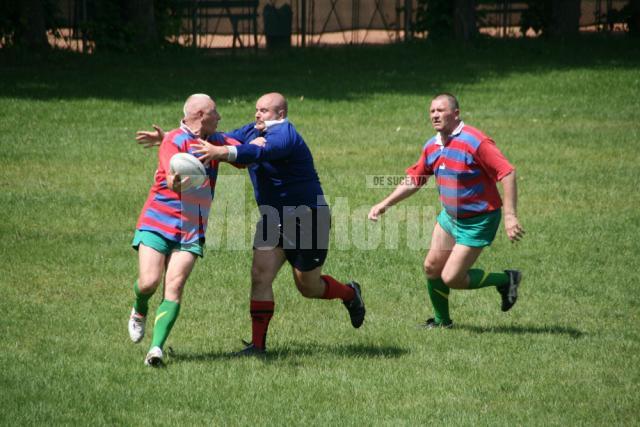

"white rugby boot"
[128,308,146,343]
[144,346,164,367]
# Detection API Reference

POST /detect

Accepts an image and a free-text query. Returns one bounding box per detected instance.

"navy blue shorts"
[253,205,331,272]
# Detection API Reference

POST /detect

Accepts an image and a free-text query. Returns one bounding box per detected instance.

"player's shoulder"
[453,124,491,151]
[460,124,491,143]
[164,128,183,139]
[267,120,299,141]
[163,128,190,148]
[270,120,295,133]
[422,135,438,151]
[286,121,303,140]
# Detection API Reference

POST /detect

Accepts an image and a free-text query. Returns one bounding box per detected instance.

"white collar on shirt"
[256,118,288,131]
[180,120,199,137]
[435,121,465,146]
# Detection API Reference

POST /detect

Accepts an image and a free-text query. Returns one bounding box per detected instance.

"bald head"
[254,92,288,131]
[258,92,288,116]
[184,93,214,118]
[182,93,220,137]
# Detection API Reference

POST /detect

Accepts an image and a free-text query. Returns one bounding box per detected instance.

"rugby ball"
[169,152,206,189]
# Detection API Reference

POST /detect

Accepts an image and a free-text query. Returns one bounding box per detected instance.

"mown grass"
[0,36,639,425]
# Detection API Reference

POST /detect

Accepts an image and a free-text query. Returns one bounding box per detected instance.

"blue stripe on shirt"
[144,208,183,228]
[439,183,485,199]
[454,132,482,150]
[443,147,474,164]
[435,168,481,180]
[172,133,190,149]
[442,200,489,214]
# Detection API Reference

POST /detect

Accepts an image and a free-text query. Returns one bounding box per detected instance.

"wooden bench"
[183,0,259,49]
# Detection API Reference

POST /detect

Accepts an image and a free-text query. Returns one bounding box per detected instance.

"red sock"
[321,275,355,301]
[250,300,274,350]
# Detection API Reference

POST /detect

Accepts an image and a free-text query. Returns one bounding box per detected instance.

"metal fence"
[164,0,407,48]
[47,0,632,51]
[477,0,628,37]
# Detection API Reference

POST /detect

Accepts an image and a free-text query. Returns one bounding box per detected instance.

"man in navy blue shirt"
[140,93,366,355]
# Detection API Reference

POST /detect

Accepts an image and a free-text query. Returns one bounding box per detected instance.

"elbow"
[499,169,516,182]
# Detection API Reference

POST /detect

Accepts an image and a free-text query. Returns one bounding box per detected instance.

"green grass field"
[1,37,639,425]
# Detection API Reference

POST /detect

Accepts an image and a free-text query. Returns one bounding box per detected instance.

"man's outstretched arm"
[136,125,164,148]
[368,176,424,222]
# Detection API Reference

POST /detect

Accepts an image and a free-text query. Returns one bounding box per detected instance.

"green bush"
[83,0,184,52]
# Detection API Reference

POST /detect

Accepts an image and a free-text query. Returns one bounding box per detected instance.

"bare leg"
[291,266,325,298]
[440,244,484,289]
[423,223,455,279]
[137,244,166,293]
[251,247,286,301]
[163,250,198,303]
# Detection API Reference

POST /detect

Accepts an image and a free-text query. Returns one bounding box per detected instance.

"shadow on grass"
[270,342,409,359]
[1,36,638,104]
[169,342,408,364]
[456,324,584,338]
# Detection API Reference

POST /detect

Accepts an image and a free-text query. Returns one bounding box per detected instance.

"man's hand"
[504,213,525,242]
[166,172,191,192]
[136,125,165,148]
[192,139,229,164]
[249,136,267,147]
[368,203,389,222]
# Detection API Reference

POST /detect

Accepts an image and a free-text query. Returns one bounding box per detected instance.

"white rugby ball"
[169,152,206,189]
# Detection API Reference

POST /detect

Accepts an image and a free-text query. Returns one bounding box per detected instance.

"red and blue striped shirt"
[135,123,241,244]
[406,122,514,218]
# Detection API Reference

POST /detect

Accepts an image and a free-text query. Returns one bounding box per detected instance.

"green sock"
[151,299,180,350]
[467,269,509,289]
[133,280,154,316]
[427,278,451,324]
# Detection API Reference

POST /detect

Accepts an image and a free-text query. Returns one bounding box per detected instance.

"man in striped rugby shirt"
[368,93,525,328]
[128,94,243,366]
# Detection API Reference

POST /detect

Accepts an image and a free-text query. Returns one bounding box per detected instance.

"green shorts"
[437,209,501,248]
[132,230,204,257]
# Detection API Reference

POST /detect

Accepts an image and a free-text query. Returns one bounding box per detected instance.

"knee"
[423,259,443,279]
[138,273,162,292]
[251,265,270,287]
[296,280,316,298]
[440,270,454,286]
[440,271,465,289]
[290,273,309,297]
[164,284,185,302]
[164,275,188,299]
[292,271,322,299]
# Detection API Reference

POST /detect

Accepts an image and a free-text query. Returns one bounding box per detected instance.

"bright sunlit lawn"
[0,36,638,425]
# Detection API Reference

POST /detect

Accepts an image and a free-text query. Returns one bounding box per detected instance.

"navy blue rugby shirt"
[224,120,326,213]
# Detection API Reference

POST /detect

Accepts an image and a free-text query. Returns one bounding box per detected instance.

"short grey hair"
[432,93,459,110]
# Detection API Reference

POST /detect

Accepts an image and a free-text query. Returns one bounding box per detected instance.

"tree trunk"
[18,0,49,49]
[129,0,158,47]
[454,0,477,40]
[631,0,640,34]
[550,0,581,36]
